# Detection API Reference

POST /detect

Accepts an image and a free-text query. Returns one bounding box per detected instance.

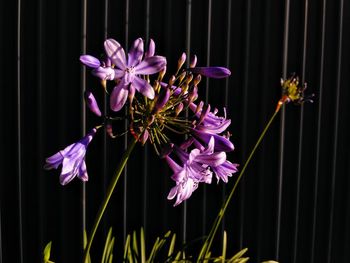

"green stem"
[83,137,138,263]
[197,107,281,262]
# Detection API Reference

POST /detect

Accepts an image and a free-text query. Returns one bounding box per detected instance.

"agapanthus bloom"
[44,129,97,185]
[104,38,166,111]
[77,39,238,205]
[166,137,227,206]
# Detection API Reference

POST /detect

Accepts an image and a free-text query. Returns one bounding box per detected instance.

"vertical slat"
[123,0,130,242]
[80,0,87,248]
[142,0,151,234]
[310,0,326,262]
[292,1,308,263]
[327,1,343,262]
[239,0,251,248]
[202,0,212,236]
[221,0,232,236]
[0,206,3,262]
[37,0,44,253]
[181,0,192,244]
[276,0,290,260]
[102,0,109,237]
[16,0,24,262]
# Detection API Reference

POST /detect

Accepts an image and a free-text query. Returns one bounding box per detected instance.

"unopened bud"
[168,75,176,86]
[158,66,167,82]
[185,73,193,84]
[84,91,102,117]
[175,103,184,116]
[178,71,187,84]
[152,88,171,114]
[106,123,116,138]
[190,55,197,68]
[177,52,187,71]
[193,74,202,86]
[188,86,198,103]
[140,129,149,145]
[195,101,204,115]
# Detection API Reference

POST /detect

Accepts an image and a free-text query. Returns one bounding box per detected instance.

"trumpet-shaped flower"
[166,137,226,206]
[190,102,234,152]
[104,38,166,111]
[44,129,97,185]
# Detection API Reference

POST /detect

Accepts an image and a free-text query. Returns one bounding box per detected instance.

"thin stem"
[83,137,138,263]
[197,105,282,261]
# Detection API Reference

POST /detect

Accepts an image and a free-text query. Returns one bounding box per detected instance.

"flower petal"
[134,56,166,75]
[127,38,144,67]
[44,152,64,170]
[167,186,178,200]
[145,39,155,58]
[92,67,115,80]
[110,80,129,112]
[78,160,88,181]
[192,129,234,152]
[132,76,155,99]
[195,152,226,167]
[165,156,182,173]
[104,39,127,70]
[80,55,101,68]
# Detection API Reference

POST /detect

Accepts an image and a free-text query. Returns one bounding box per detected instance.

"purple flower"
[190,102,234,152]
[44,129,97,185]
[212,160,239,183]
[104,38,167,111]
[166,137,226,206]
[189,67,231,78]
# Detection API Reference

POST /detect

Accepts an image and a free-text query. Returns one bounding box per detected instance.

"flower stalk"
[197,104,283,262]
[83,137,138,263]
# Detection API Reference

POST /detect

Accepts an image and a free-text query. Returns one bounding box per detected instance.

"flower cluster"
[45,38,238,206]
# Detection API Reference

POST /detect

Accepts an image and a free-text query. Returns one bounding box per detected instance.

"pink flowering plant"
[44,37,312,262]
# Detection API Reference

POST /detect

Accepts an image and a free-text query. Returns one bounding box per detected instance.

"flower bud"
[158,66,167,82]
[106,123,116,138]
[193,74,202,86]
[152,88,171,114]
[140,129,149,145]
[84,91,102,117]
[80,55,100,68]
[168,75,176,86]
[175,102,184,116]
[189,67,231,78]
[195,101,204,115]
[190,55,197,68]
[177,52,186,71]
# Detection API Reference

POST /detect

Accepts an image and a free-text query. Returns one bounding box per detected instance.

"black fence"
[1,0,350,262]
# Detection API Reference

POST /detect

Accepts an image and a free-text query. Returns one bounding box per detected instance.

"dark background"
[1,0,350,262]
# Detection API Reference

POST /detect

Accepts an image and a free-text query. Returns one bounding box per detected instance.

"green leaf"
[106,237,115,263]
[147,237,160,262]
[167,233,176,257]
[230,248,248,261]
[133,230,139,258]
[101,227,113,263]
[221,231,227,262]
[140,227,146,263]
[123,234,131,261]
[43,241,52,263]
